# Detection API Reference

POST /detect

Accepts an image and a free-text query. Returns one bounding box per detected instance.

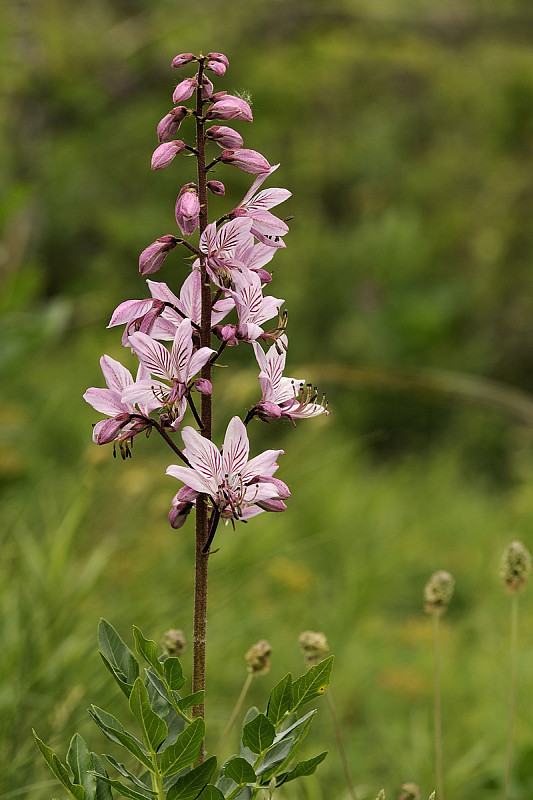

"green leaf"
[164,657,186,691]
[178,691,204,712]
[129,677,168,752]
[198,787,224,800]
[91,774,155,800]
[88,706,153,771]
[255,738,294,778]
[104,755,154,791]
[33,730,85,800]
[266,673,292,724]
[241,713,275,755]
[167,755,217,800]
[223,757,257,785]
[67,734,97,800]
[133,626,164,676]
[290,657,334,711]
[160,718,206,776]
[276,751,328,785]
[98,619,139,697]
[274,709,316,745]
[90,753,114,800]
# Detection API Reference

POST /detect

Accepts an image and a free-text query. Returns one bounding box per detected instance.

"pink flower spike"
[175,184,200,236]
[205,125,244,149]
[221,148,271,174]
[151,140,185,170]
[206,95,253,122]
[172,52,195,68]
[139,235,179,275]
[207,180,225,195]
[166,416,288,523]
[157,106,188,143]
[172,77,197,104]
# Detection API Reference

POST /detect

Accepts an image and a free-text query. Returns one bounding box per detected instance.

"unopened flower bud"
[171,52,195,68]
[220,148,271,175]
[207,52,229,68]
[175,184,200,236]
[298,631,329,666]
[93,413,131,444]
[398,783,420,800]
[139,235,178,276]
[207,180,225,196]
[194,378,212,394]
[157,106,188,143]
[423,571,454,616]
[245,639,272,675]
[500,540,532,594]
[205,125,244,149]
[161,629,186,656]
[206,95,253,122]
[201,75,214,99]
[151,140,185,170]
[172,77,197,105]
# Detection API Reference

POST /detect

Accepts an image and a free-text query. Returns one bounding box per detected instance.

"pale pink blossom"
[231,166,291,248]
[151,141,185,170]
[205,126,244,149]
[252,336,328,423]
[147,271,234,336]
[197,218,254,288]
[123,319,215,429]
[221,148,271,175]
[175,184,200,236]
[229,270,284,342]
[166,416,289,523]
[83,356,155,450]
[206,95,253,122]
[139,235,179,276]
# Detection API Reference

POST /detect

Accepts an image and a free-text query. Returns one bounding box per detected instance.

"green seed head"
[398,783,421,800]
[423,571,455,616]
[161,628,186,656]
[500,540,532,594]
[298,630,330,666]
[245,639,272,675]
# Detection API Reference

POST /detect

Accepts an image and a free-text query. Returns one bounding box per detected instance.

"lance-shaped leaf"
[90,774,155,800]
[290,656,334,712]
[254,738,294,779]
[99,619,139,698]
[67,734,97,800]
[104,755,154,792]
[133,627,163,677]
[266,673,292,724]
[91,753,114,800]
[178,690,204,712]
[33,731,86,800]
[275,752,328,786]
[160,717,205,776]
[88,706,153,771]
[273,709,316,745]
[223,757,257,785]
[167,755,217,800]
[242,713,275,755]
[129,677,168,751]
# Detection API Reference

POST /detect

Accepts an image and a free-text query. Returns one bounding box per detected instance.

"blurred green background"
[4,0,533,797]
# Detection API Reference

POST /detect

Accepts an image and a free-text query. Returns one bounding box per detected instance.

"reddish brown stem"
[192,57,212,746]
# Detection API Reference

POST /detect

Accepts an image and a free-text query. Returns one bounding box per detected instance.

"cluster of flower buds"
[84,52,328,543]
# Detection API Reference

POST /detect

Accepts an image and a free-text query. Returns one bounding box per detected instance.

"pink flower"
[171,53,195,68]
[83,356,155,450]
[206,95,253,122]
[252,336,328,423]
[198,218,254,288]
[231,270,284,342]
[123,319,215,429]
[157,106,188,143]
[175,184,200,236]
[205,126,244,149]
[139,235,179,275]
[172,77,197,104]
[166,416,289,522]
[151,140,185,170]
[108,297,166,346]
[221,148,271,174]
[231,166,291,248]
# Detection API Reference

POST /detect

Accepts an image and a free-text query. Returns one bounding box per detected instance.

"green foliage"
[34,622,329,799]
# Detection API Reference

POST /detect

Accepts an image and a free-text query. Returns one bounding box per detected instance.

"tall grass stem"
[503,593,519,800]
[325,687,357,800]
[432,613,443,800]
